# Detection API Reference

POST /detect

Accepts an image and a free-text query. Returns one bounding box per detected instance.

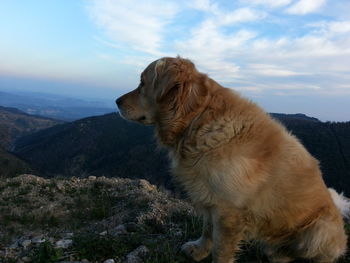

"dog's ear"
[155,57,196,103]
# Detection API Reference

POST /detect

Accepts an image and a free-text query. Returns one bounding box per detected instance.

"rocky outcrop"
[1,174,349,263]
[0,174,194,263]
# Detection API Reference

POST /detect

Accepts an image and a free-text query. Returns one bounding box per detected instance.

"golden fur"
[116,57,348,263]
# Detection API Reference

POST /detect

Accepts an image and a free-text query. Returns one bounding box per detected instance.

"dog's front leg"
[181,209,213,261]
[211,207,243,263]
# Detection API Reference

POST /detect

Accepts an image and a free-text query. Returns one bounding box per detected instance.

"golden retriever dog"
[116,57,349,263]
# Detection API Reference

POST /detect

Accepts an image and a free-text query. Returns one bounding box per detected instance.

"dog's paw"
[181,240,211,262]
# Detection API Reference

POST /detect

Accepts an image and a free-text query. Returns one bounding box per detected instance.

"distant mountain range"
[0,90,115,121]
[13,112,350,195]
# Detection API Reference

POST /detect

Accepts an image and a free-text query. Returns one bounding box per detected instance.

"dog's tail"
[328,188,350,218]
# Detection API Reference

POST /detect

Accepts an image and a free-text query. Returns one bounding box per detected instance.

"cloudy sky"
[0,0,349,121]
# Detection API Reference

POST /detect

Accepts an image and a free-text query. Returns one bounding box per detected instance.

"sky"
[0,0,349,121]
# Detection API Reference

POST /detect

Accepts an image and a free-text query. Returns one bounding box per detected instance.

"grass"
[72,207,216,263]
[29,241,63,263]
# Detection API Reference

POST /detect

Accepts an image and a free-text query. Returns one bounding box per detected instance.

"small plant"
[72,233,140,261]
[6,181,21,188]
[29,241,63,263]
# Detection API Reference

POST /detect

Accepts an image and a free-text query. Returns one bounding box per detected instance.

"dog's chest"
[171,154,249,208]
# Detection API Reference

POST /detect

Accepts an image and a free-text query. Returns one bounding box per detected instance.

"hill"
[0,146,32,177]
[14,113,350,195]
[0,105,63,150]
[14,113,172,188]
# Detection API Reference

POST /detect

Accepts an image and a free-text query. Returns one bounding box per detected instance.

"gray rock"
[21,257,31,262]
[126,245,149,263]
[55,239,73,248]
[99,230,108,236]
[20,239,32,248]
[103,259,115,263]
[9,241,19,249]
[64,232,74,238]
[32,236,45,244]
[111,224,127,236]
[126,254,142,263]
[56,182,65,191]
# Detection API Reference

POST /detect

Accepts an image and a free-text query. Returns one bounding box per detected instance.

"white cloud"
[87,0,178,55]
[86,0,350,99]
[242,0,293,8]
[176,21,256,81]
[247,64,301,76]
[309,20,350,35]
[328,21,350,34]
[220,8,266,25]
[189,0,220,13]
[286,0,326,15]
[175,5,265,81]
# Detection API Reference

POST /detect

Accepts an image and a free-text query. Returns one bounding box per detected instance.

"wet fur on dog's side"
[116,57,348,263]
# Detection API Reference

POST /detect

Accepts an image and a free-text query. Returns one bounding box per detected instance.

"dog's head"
[116,56,206,126]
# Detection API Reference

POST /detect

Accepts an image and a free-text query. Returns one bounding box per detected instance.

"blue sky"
[0,0,350,121]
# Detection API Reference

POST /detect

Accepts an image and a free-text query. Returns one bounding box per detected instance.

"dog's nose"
[115,97,123,107]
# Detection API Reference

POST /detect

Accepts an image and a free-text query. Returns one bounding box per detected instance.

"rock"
[20,239,32,248]
[88,176,96,180]
[138,179,156,191]
[103,259,115,263]
[126,245,149,263]
[125,254,142,263]
[21,257,31,262]
[56,182,65,191]
[99,230,108,236]
[71,176,79,183]
[55,239,73,248]
[111,224,127,236]
[64,232,74,238]
[9,241,19,249]
[32,236,45,244]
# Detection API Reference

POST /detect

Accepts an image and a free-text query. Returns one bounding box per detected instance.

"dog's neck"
[155,88,210,149]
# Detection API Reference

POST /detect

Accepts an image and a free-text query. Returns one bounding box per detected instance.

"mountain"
[14,113,350,195]
[0,90,115,121]
[271,113,320,122]
[0,105,63,150]
[0,146,32,177]
[0,105,61,177]
[14,113,172,188]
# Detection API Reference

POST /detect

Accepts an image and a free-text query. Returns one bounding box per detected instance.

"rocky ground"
[0,175,349,263]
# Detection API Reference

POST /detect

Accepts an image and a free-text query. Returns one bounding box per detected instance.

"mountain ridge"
[13,112,350,195]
